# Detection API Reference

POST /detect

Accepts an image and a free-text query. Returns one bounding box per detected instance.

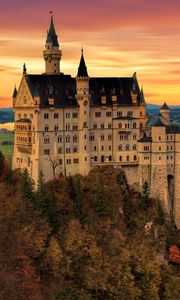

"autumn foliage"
[0,154,179,300]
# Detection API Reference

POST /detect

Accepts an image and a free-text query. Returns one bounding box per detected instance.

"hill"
[147,104,180,123]
[0,161,179,300]
[0,108,14,124]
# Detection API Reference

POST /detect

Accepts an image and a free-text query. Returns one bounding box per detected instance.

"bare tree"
[46,154,62,180]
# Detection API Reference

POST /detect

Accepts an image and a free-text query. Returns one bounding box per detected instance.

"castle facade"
[12,16,180,227]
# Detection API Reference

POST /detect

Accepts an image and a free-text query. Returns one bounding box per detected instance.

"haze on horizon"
[0,0,180,108]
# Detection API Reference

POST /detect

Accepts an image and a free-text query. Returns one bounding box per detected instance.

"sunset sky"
[0,0,180,107]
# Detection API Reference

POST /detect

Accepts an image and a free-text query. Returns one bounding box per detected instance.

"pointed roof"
[160,102,170,110]
[12,86,17,98]
[46,16,59,47]
[140,87,145,104]
[77,49,88,77]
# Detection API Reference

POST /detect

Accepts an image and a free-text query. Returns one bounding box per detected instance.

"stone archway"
[167,174,174,212]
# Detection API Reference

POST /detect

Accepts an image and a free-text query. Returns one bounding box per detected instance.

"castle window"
[117,111,122,117]
[167,156,169,160]
[54,125,58,131]
[66,124,70,130]
[133,134,137,140]
[66,136,70,143]
[101,123,104,129]
[73,147,78,153]
[108,123,112,129]
[84,134,87,139]
[94,156,97,162]
[171,146,173,150]
[159,156,161,160]
[101,134,104,141]
[95,112,101,117]
[45,125,49,131]
[109,155,112,161]
[127,111,133,116]
[106,112,112,117]
[44,113,49,119]
[108,134,112,141]
[58,147,62,154]
[83,122,88,128]
[167,146,169,150]
[93,124,97,129]
[30,113,33,119]
[66,148,71,153]
[59,159,63,165]
[85,157,87,161]
[73,135,78,142]
[159,136,161,141]
[94,146,97,151]
[84,146,87,150]
[44,149,50,155]
[126,144,130,151]
[72,112,78,118]
[167,135,169,140]
[66,159,71,164]
[118,123,122,129]
[126,155,130,161]
[101,155,105,163]
[133,144,137,150]
[159,146,161,151]
[134,155,137,161]
[73,159,79,164]
[54,113,59,119]
[125,123,127,129]
[90,134,94,141]
[66,112,70,118]
[119,156,122,161]
[58,135,62,143]
[171,135,173,140]
[118,144,122,151]
[109,145,112,151]
[133,122,136,129]
[101,146,104,151]
[44,136,50,144]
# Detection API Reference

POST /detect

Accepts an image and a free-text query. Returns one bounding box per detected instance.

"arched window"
[66,135,70,143]
[58,147,62,154]
[58,135,62,143]
[118,144,122,151]
[126,144,130,151]
[90,134,94,141]
[45,125,49,132]
[134,155,137,161]
[119,156,122,161]
[101,155,105,163]
[118,123,122,129]
[133,144,137,150]
[73,135,78,142]
[54,113,59,119]
[109,155,112,161]
[127,155,130,161]
[44,113,49,119]
[54,125,58,131]
[44,136,50,144]
[94,156,97,162]
[133,122,136,129]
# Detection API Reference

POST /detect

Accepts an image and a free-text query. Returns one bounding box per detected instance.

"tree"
[37,170,44,194]
[46,154,62,180]
[140,181,149,210]
[94,175,108,217]
[21,169,34,201]
[0,151,5,177]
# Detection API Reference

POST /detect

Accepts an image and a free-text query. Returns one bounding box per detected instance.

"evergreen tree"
[37,170,44,194]
[21,169,34,201]
[94,175,108,216]
[140,181,149,210]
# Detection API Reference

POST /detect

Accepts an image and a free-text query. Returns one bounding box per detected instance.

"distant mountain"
[0,105,179,124]
[0,108,14,124]
[147,104,180,123]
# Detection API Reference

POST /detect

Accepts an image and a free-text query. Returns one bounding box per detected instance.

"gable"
[15,76,34,107]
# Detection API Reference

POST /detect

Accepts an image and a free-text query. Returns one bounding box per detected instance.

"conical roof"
[140,87,145,104]
[46,16,59,47]
[77,49,88,77]
[12,86,17,98]
[160,102,170,110]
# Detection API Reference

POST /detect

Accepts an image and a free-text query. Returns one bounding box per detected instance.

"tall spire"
[12,85,17,98]
[46,12,59,47]
[43,13,61,74]
[77,48,88,77]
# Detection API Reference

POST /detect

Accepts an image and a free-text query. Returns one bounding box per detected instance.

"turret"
[12,85,18,107]
[160,102,170,122]
[76,48,89,96]
[43,14,62,74]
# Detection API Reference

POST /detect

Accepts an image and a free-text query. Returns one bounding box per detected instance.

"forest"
[0,151,179,300]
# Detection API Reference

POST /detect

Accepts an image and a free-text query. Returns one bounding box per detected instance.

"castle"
[12,16,180,227]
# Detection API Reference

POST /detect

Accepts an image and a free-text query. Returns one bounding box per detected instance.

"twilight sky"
[0,0,180,107]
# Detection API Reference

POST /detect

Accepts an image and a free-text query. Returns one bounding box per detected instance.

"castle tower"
[43,14,62,74]
[160,102,170,123]
[76,49,90,175]
[139,87,148,132]
[12,86,17,107]
[150,120,170,216]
